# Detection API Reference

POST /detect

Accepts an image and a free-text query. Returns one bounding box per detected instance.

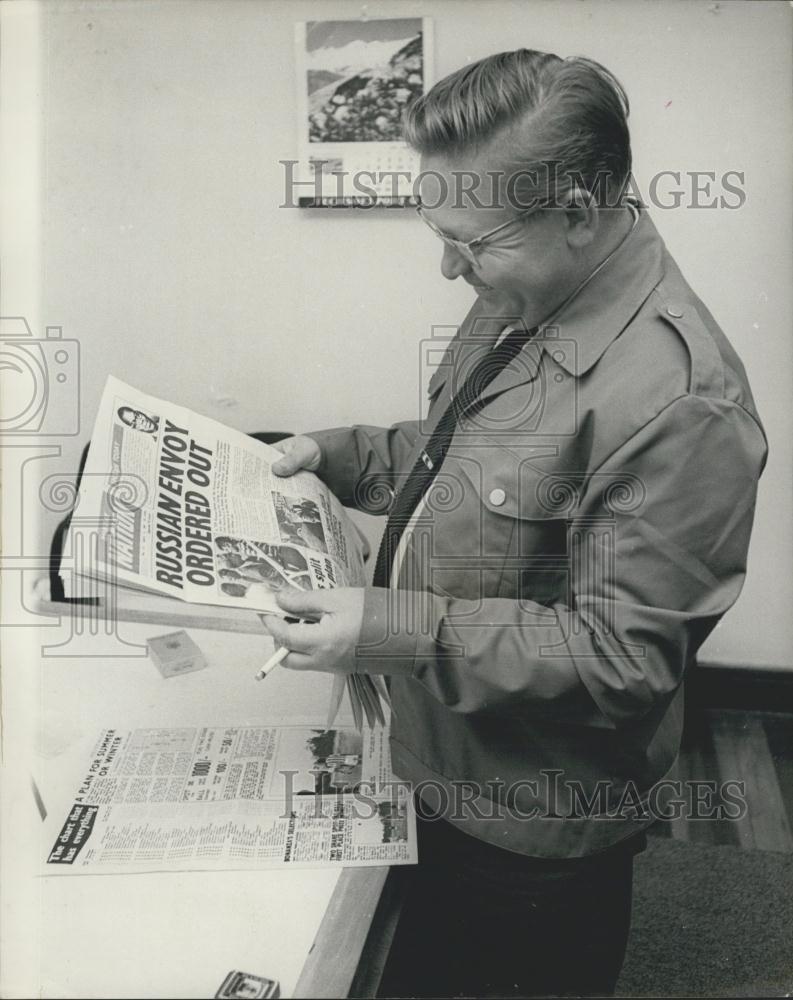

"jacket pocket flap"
[447,449,573,522]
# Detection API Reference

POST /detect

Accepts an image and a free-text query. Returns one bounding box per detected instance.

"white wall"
[20,0,793,667]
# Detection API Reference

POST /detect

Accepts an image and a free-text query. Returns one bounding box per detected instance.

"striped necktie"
[372,324,537,588]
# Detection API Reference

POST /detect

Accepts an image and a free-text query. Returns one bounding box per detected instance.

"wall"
[15,0,793,666]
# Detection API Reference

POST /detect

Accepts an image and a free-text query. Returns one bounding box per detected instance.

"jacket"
[308,208,768,857]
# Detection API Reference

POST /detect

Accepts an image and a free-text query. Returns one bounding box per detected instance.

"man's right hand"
[271,435,322,477]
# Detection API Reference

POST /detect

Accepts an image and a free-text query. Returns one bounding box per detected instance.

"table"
[26,609,397,999]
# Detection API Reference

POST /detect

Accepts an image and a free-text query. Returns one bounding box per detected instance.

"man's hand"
[271,435,322,476]
[260,587,365,673]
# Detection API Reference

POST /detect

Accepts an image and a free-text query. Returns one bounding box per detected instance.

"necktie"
[372,324,537,588]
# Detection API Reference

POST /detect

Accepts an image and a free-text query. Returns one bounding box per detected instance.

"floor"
[648,707,793,853]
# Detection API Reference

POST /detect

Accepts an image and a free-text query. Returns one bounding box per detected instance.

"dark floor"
[614,704,793,997]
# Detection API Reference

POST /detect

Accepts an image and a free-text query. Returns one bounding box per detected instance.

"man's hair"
[403,49,631,204]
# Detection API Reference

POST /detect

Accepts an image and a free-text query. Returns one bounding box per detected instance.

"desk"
[30,613,396,999]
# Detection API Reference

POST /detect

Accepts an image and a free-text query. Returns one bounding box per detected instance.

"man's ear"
[564,187,598,249]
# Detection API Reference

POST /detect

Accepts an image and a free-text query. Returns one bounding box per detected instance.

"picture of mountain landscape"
[304,17,425,143]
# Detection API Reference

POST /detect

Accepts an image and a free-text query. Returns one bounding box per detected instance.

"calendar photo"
[294,17,434,207]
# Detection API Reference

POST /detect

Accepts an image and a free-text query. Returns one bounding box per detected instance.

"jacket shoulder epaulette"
[651,288,726,400]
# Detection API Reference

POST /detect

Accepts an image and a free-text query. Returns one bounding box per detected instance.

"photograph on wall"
[294,17,433,206]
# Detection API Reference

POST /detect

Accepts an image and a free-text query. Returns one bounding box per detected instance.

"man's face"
[122,408,156,432]
[136,413,155,432]
[418,152,580,325]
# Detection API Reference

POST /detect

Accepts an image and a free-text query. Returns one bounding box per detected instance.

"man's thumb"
[271,452,298,476]
[275,586,325,617]
[271,437,321,477]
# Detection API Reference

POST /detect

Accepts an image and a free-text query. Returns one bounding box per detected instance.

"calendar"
[293,17,434,208]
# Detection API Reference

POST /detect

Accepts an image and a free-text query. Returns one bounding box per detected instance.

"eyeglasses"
[415,204,546,265]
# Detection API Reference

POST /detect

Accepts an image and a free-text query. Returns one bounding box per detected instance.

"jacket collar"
[427,206,666,401]
[547,206,665,377]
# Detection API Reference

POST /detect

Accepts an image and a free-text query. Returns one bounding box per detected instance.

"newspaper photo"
[66,376,366,615]
[42,724,416,875]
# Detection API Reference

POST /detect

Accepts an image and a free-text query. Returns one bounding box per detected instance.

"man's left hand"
[260,587,365,673]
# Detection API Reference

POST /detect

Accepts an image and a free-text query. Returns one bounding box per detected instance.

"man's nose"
[440,243,472,281]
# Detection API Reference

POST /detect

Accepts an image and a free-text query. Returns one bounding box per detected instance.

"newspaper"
[67,377,390,728]
[67,376,366,613]
[42,724,416,874]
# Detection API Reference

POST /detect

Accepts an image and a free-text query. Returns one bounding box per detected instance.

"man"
[264,50,767,997]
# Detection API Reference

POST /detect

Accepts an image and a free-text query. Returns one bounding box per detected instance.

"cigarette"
[255,645,290,681]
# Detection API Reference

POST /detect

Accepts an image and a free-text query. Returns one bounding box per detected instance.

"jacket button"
[489,488,507,507]
[666,305,684,318]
